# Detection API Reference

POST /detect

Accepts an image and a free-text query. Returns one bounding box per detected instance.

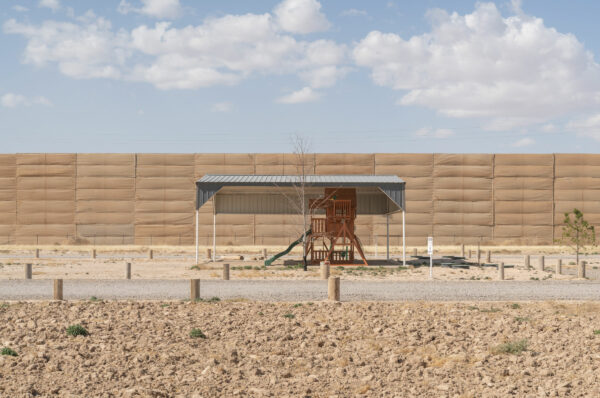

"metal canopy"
[195,174,405,214]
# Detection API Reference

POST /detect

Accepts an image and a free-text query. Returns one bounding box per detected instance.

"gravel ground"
[2,279,600,301]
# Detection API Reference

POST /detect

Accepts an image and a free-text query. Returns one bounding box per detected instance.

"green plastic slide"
[264,228,312,266]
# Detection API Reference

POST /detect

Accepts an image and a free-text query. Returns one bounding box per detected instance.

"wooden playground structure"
[306,188,368,265]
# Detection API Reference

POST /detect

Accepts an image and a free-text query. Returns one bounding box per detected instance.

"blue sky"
[2,0,600,153]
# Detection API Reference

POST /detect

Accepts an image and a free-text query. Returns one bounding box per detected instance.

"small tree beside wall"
[558,209,596,264]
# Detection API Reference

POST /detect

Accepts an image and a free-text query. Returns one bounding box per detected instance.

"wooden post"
[222,264,230,280]
[35,248,39,259]
[320,261,330,280]
[468,249,472,258]
[461,244,465,258]
[262,248,267,259]
[53,279,63,300]
[538,256,545,271]
[190,279,200,301]
[498,262,504,280]
[206,248,212,261]
[525,255,530,268]
[148,249,153,260]
[476,247,481,266]
[486,250,491,263]
[578,260,586,279]
[413,248,417,257]
[91,249,96,259]
[125,262,131,279]
[556,259,562,275]
[328,276,340,301]
[25,263,32,279]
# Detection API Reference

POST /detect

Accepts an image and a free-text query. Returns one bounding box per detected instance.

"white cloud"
[4,0,346,97]
[341,9,367,17]
[354,3,600,130]
[211,102,233,113]
[1,93,51,108]
[274,0,330,34]
[512,137,535,147]
[12,5,29,12]
[415,127,454,138]
[567,114,600,140]
[39,0,60,11]
[277,87,320,103]
[541,123,557,133]
[118,0,182,19]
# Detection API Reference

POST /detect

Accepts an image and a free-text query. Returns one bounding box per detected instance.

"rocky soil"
[1,300,600,397]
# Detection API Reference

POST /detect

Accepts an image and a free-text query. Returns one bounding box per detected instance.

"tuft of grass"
[258,311,264,316]
[510,303,521,309]
[160,303,170,308]
[467,305,479,311]
[0,303,8,309]
[283,313,295,319]
[530,277,540,281]
[293,303,303,308]
[493,339,528,355]
[593,330,600,335]
[480,307,501,313]
[189,328,206,339]
[307,302,314,306]
[66,324,89,337]
[190,265,200,270]
[195,296,221,303]
[514,316,530,323]
[1,347,18,357]
[89,296,99,302]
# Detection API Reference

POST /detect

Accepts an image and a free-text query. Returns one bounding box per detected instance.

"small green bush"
[66,324,89,337]
[89,296,99,302]
[493,339,528,355]
[480,307,501,313]
[514,316,530,323]
[190,328,206,339]
[190,265,200,270]
[258,311,264,316]
[594,330,600,335]
[510,303,521,309]
[293,303,303,308]
[1,347,17,357]
[283,313,295,319]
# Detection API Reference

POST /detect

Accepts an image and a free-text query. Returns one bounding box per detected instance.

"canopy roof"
[195,174,405,215]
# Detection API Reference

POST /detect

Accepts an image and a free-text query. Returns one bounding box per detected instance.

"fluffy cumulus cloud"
[512,137,535,147]
[39,0,60,11]
[210,102,233,112]
[277,86,320,103]
[567,114,600,140]
[353,2,600,130]
[274,0,330,34]
[415,127,454,138]
[4,0,345,99]
[1,93,51,108]
[118,0,182,20]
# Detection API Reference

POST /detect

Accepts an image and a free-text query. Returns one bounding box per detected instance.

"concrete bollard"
[468,249,472,258]
[538,256,545,271]
[413,248,417,257]
[223,263,230,280]
[498,262,504,280]
[125,262,131,279]
[578,261,586,279]
[461,244,465,258]
[486,250,491,263]
[476,248,481,266]
[262,248,267,259]
[525,255,530,268]
[35,248,40,259]
[148,249,153,260]
[320,261,330,280]
[91,249,96,259]
[556,259,562,275]
[190,279,200,301]
[53,279,63,300]
[25,263,32,279]
[328,276,340,301]
[206,248,212,260]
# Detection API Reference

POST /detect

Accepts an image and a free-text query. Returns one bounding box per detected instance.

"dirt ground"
[0,244,598,281]
[1,300,599,397]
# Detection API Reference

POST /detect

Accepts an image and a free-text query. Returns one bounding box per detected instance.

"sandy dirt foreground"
[1,301,600,397]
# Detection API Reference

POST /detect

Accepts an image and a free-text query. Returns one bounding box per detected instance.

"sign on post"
[427,237,433,279]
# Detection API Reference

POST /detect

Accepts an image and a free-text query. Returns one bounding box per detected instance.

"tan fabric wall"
[1,153,599,246]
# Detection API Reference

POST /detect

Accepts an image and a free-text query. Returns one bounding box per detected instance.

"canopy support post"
[195,209,199,264]
[386,214,390,261]
[402,209,406,267]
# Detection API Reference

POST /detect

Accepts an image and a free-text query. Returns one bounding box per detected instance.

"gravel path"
[1,279,600,301]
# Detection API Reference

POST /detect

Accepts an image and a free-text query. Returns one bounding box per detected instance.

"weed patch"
[190,328,207,339]
[492,339,528,355]
[1,347,17,357]
[283,313,295,319]
[66,324,89,337]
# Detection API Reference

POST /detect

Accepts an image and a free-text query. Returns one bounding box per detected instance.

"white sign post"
[427,237,433,279]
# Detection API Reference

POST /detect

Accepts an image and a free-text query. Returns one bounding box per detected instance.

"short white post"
[386,213,390,261]
[486,250,491,263]
[402,209,406,266]
[320,261,330,280]
[212,207,216,262]
[53,279,63,301]
[222,264,230,280]
[556,259,562,275]
[25,263,32,279]
[191,279,200,301]
[148,249,153,260]
[538,255,545,271]
[525,255,530,268]
[35,248,40,259]
[461,244,465,258]
[578,260,586,279]
[427,236,433,280]
[262,248,267,259]
[195,209,199,264]
[206,248,212,260]
[125,262,131,279]
[498,262,504,280]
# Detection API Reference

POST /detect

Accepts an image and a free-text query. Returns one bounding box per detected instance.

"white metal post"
[195,209,199,264]
[386,214,390,261]
[402,209,406,266]
[212,197,216,262]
